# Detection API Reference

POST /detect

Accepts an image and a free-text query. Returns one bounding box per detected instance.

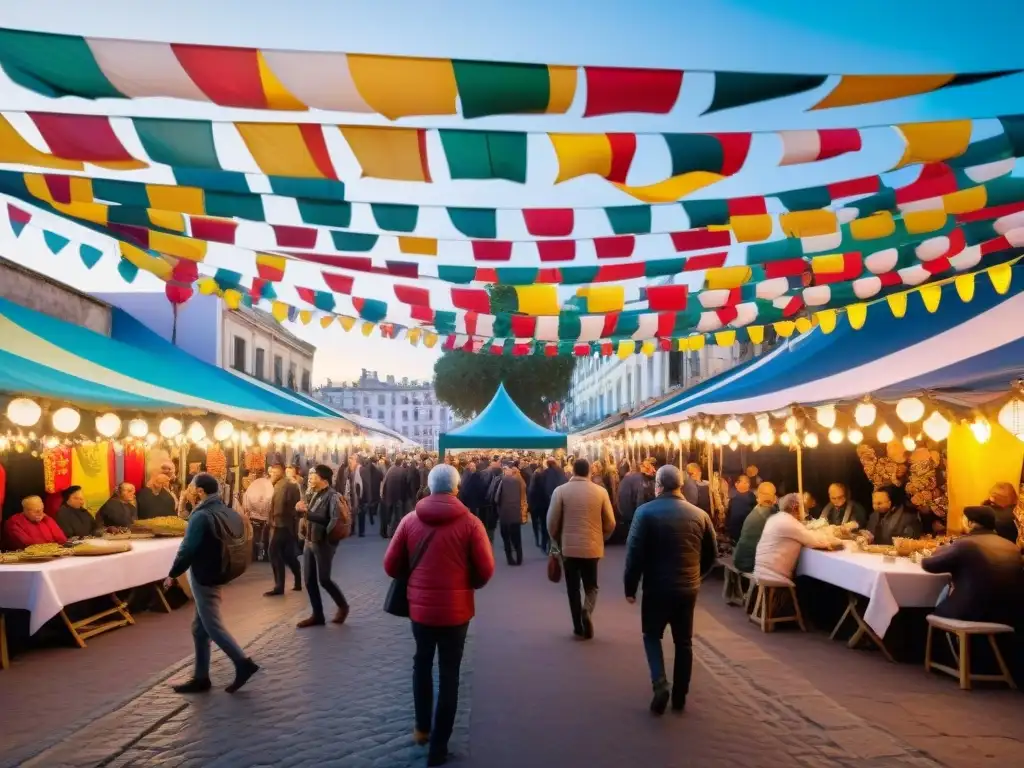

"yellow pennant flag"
[745,325,765,344]
[846,303,868,330]
[197,277,219,295]
[794,317,814,335]
[687,334,706,352]
[713,330,736,347]
[814,309,837,334]
[271,301,289,323]
[614,172,725,203]
[360,321,375,337]
[424,332,439,349]
[774,320,796,338]
[319,315,335,329]
[640,340,656,357]
[223,289,242,310]
[339,316,356,332]
[617,340,635,359]
[954,273,976,302]
[298,310,313,325]
[919,284,942,313]
[988,263,1013,294]
[886,292,908,318]
[407,328,422,345]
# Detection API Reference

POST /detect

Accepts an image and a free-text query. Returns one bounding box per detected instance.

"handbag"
[384,529,437,617]
[547,542,563,584]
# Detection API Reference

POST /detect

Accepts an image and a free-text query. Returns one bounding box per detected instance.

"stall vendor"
[3,495,67,549]
[865,486,922,545]
[733,482,778,573]
[983,482,1020,544]
[683,463,713,516]
[55,486,101,538]
[137,473,177,520]
[98,483,138,528]
[820,483,869,530]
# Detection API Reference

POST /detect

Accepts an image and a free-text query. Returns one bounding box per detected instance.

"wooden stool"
[721,559,754,607]
[924,615,1016,690]
[749,577,806,633]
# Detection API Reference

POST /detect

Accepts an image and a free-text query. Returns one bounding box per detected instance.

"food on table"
[73,540,132,556]
[133,516,187,536]
[103,526,134,540]
[859,543,898,556]
[206,444,227,479]
[893,537,936,557]
[23,543,75,558]
[0,552,22,564]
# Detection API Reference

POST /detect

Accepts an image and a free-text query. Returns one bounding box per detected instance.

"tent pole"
[706,438,713,486]
[796,441,806,517]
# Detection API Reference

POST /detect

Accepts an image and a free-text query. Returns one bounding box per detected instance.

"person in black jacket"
[98,483,138,528]
[164,473,258,695]
[527,461,551,550]
[726,475,758,542]
[381,462,407,539]
[460,461,489,523]
[356,456,383,537]
[922,505,1024,626]
[618,462,645,526]
[55,486,101,539]
[624,464,716,715]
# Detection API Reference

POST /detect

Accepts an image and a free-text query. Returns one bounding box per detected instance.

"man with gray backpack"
[164,473,259,695]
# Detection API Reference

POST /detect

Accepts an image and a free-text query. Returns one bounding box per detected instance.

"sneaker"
[225,658,260,694]
[171,677,211,694]
[263,589,284,597]
[581,610,594,640]
[672,696,686,713]
[413,729,430,746]
[296,616,326,628]
[332,605,350,625]
[650,687,670,716]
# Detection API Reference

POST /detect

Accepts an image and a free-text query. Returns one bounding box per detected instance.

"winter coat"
[726,490,758,542]
[624,494,717,598]
[383,493,495,627]
[547,476,616,560]
[496,473,528,525]
[617,471,646,523]
[382,466,407,506]
[460,470,490,511]
[168,495,244,587]
[358,462,383,505]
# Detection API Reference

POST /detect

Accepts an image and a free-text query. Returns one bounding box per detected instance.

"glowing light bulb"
[855,402,877,427]
[678,422,692,441]
[847,428,863,445]
[816,405,837,429]
[803,432,819,448]
[828,428,844,444]
[52,407,81,434]
[758,429,775,446]
[902,435,916,451]
[159,417,182,439]
[969,417,991,444]
[922,411,951,442]
[877,424,895,443]
[213,420,234,442]
[725,418,741,436]
[187,421,206,443]
[895,397,926,424]
[6,398,41,427]
[780,432,792,446]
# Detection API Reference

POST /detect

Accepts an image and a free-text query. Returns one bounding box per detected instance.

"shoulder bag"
[547,541,563,584]
[384,529,438,617]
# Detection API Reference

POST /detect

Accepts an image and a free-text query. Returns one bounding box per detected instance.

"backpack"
[210,505,248,585]
[329,493,353,544]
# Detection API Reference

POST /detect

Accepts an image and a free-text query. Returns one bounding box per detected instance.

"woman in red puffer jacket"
[383,464,494,767]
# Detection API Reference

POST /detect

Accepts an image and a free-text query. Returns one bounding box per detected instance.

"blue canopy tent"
[438,384,567,454]
[628,272,1024,427]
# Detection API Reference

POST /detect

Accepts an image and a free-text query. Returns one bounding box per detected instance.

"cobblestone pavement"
[7,530,1024,768]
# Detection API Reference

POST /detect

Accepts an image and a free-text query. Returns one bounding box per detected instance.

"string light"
[779,432,792,446]
[828,428,844,444]
[6,398,41,427]
[847,428,863,445]
[877,424,895,443]
[694,426,707,442]
[854,401,877,427]
[922,411,951,442]
[816,405,837,429]
[803,432,819,448]
[895,397,926,424]
[758,429,775,446]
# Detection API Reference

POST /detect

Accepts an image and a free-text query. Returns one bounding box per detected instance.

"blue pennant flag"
[117,258,139,284]
[79,244,102,270]
[42,230,70,255]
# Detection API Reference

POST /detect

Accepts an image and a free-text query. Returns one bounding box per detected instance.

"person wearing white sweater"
[753,493,842,583]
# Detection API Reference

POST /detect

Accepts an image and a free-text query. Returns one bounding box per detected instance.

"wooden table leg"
[829,594,857,640]
[153,582,173,613]
[1,613,9,670]
[60,594,135,648]
[844,593,895,663]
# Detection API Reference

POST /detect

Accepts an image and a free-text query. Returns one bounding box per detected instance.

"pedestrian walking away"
[624,464,717,715]
[496,462,528,565]
[164,472,259,695]
[265,459,302,596]
[383,464,495,767]
[547,458,616,640]
[297,464,352,628]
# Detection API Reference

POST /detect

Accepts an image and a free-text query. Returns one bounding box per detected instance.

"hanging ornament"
[895,397,926,424]
[855,401,877,427]
[922,411,951,442]
[6,398,41,427]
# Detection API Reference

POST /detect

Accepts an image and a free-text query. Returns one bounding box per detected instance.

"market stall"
[438,383,567,455]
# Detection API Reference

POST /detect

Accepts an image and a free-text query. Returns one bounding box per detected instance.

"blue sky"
[1,0,1022,382]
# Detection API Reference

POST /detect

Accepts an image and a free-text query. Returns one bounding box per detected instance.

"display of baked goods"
[133,516,187,536]
[0,552,23,564]
[73,540,133,556]
[23,543,75,558]
[858,543,898,556]
[102,526,133,540]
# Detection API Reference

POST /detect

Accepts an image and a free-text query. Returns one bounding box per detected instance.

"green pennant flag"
[42,230,69,254]
[448,207,497,239]
[79,243,102,269]
[704,72,827,114]
[439,129,528,183]
[370,203,419,233]
[452,60,551,119]
[117,258,139,284]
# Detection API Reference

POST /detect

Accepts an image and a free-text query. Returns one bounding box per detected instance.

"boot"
[225,658,260,693]
[172,677,211,694]
[296,615,325,628]
[332,605,350,624]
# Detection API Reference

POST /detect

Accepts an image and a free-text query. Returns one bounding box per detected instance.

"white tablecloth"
[796,545,950,638]
[0,538,182,633]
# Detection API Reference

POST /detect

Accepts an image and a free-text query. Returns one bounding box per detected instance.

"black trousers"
[641,592,698,703]
[357,503,376,536]
[303,540,348,620]
[269,526,301,590]
[499,522,523,565]
[381,501,403,538]
[529,508,549,550]
[563,557,599,633]
[412,621,469,762]
[482,505,498,542]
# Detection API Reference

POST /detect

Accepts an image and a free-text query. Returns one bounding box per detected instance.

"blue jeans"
[641,592,697,698]
[189,576,246,680]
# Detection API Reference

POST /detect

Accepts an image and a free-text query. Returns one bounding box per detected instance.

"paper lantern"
[755,414,771,432]
[877,424,895,443]
[816,405,837,429]
[159,417,183,439]
[969,417,991,445]
[758,429,775,446]
[785,416,798,433]
[52,407,81,434]
[667,430,680,445]
[6,397,41,427]
[895,397,925,424]
[828,428,844,444]
[803,432,819,448]
[854,402,877,427]
[847,428,863,445]
[678,422,692,442]
[902,435,916,451]
[922,411,951,442]
[213,419,235,442]
[187,421,206,443]
[95,413,122,438]
[725,418,741,435]
[129,418,149,438]
[997,398,1024,441]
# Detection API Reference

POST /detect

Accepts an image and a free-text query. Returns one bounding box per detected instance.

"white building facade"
[315,370,454,451]
[222,305,316,394]
[565,342,760,430]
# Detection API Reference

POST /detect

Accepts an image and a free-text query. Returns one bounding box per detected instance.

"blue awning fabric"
[628,270,1024,427]
[439,384,567,453]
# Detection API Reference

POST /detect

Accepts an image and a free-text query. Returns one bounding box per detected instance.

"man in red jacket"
[384,464,495,767]
[3,495,67,550]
